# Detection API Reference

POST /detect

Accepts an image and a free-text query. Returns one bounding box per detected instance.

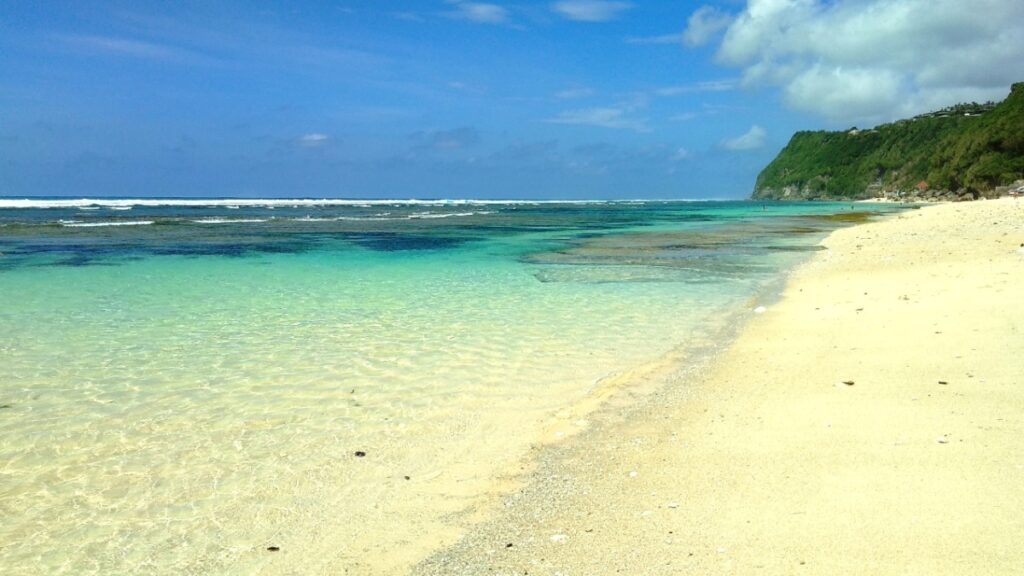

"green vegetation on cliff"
[753,83,1024,200]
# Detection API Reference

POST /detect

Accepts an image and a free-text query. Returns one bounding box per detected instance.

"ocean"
[0,198,904,574]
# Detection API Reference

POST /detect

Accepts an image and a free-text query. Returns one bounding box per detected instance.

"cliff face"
[752,82,1024,200]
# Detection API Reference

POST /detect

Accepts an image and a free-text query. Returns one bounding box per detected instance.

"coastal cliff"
[752,82,1024,201]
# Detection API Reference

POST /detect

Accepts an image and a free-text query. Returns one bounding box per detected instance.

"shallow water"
[0,199,903,574]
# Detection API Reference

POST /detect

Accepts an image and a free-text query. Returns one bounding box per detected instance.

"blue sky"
[2,1,1022,199]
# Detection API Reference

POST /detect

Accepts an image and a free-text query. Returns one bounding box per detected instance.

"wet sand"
[415,198,1024,575]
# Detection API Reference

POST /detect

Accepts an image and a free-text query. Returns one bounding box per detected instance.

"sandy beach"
[415,198,1024,575]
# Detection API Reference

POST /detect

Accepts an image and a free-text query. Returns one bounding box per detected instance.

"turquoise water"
[0,199,903,574]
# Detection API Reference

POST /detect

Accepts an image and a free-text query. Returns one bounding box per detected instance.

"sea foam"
[0,198,615,209]
[192,218,269,224]
[61,220,155,227]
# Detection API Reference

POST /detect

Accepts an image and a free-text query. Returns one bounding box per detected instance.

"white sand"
[415,198,1024,575]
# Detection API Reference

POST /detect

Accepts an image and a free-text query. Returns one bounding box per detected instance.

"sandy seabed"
[415,198,1024,575]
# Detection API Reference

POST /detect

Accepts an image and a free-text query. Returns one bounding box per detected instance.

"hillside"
[752,82,1024,200]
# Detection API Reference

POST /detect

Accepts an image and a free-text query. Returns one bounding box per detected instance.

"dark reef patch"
[347,233,467,252]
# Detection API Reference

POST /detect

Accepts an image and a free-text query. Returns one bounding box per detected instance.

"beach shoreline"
[414,198,1024,575]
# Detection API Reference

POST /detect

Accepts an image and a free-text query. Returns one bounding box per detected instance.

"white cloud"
[721,125,766,150]
[446,1,509,24]
[683,6,733,47]
[783,66,905,122]
[299,133,330,147]
[552,1,632,22]
[654,79,736,96]
[709,0,1024,124]
[625,33,683,45]
[545,107,649,132]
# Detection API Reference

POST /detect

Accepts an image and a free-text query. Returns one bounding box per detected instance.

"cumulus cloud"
[683,6,733,47]
[545,107,649,132]
[446,1,509,24]
[298,133,330,147]
[721,125,766,150]
[552,1,632,22]
[705,0,1024,124]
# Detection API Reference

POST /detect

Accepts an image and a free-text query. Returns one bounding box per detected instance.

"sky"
[1,0,1022,199]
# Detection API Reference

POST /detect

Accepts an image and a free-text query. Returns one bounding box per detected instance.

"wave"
[408,211,494,219]
[192,218,269,224]
[291,216,344,222]
[283,211,495,223]
[0,198,621,209]
[61,220,155,228]
[288,215,402,222]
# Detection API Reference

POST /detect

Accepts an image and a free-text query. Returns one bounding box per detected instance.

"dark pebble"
[267,546,280,552]
[506,543,514,548]
[354,451,366,457]
[404,475,411,480]
[842,380,855,386]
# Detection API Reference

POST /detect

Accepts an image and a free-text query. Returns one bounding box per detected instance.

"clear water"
[0,199,903,574]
